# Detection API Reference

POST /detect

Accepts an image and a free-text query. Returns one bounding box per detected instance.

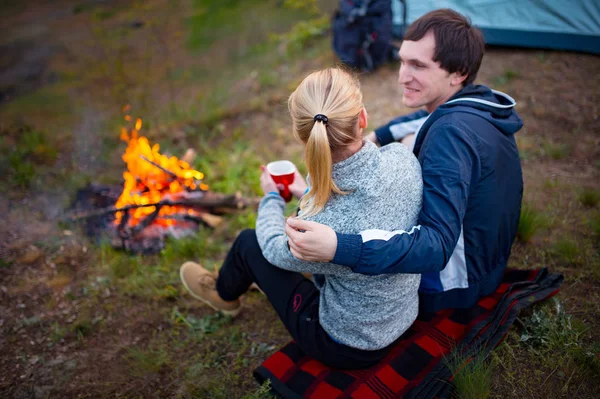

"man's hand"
[285,218,337,262]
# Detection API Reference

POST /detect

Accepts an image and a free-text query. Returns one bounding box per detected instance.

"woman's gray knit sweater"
[256,141,423,350]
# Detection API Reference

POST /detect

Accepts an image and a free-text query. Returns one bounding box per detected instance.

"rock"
[18,246,42,264]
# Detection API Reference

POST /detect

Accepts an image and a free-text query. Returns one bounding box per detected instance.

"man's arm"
[373,109,429,146]
[287,124,479,275]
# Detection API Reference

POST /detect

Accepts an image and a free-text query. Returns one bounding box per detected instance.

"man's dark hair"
[404,9,485,86]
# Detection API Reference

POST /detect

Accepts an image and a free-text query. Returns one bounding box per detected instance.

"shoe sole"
[179,265,241,318]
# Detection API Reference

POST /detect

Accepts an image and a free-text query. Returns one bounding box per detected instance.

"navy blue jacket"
[333,84,524,312]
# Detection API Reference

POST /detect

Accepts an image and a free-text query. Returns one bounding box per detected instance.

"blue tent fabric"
[392,0,600,54]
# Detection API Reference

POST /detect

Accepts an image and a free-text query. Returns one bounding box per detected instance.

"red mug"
[266,160,295,202]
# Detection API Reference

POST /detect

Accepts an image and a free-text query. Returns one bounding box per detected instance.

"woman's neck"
[331,139,365,163]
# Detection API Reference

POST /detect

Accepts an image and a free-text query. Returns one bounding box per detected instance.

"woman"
[180,68,422,369]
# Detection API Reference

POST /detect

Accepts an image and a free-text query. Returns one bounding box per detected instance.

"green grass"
[590,213,600,237]
[194,138,263,196]
[186,0,314,52]
[49,323,68,345]
[491,69,520,87]
[450,355,494,399]
[519,299,585,352]
[267,15,330,56]
[517,203,549,243]
[0,87,71,123]
[551,238,581,264]
[171,307,233,338]
[125,345,170,377]
[579,188,600,207]
[541,141,571,160]
[0,125,59,189]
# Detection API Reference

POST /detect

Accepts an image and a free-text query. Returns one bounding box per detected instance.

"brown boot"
[179,261,242,317]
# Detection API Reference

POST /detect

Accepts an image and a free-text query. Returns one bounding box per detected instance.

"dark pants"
[216,229,392,369]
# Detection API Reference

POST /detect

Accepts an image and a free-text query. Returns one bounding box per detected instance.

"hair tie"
[313,114,328,125]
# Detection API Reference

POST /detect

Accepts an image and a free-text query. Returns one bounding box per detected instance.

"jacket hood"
[437,84,523,136]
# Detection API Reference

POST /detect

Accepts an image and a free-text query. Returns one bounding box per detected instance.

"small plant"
[589,213,600,237]
[171,307,232,337]
[241,381,273,399]
[578,188,600,207]
[72,319,94,340]
[49,323,68,344]
[517,203,547,243]
[551,238,580,264]
[268,16,329,55]
[541,141,570,160]
[125,346,170,377]
[161,227,227,264]
[100,242,141,279]
[450,354,494,399]
[1,126,58,188]
[491,69,520,87]
[519,298,584,352]
[283,0,319,14]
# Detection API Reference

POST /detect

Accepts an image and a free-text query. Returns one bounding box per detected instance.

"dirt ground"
[1,1,599,398]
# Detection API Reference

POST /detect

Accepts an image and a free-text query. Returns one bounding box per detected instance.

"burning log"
[64,191,260,221]
[68,111,262,254]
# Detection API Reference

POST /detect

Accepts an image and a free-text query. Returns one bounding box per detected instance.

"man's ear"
[359,107,368,129]
[450,72,468,87]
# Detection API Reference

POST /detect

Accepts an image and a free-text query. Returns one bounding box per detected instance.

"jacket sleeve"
[374,109,429,146]
[333,123,480,275]
[256,195,355,275]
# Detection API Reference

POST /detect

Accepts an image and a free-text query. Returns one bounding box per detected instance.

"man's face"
[398,32,463,113]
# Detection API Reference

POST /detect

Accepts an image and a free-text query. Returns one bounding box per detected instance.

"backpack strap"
[346,0,372,24]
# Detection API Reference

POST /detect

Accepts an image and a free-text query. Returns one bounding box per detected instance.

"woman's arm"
[256,195,354,275]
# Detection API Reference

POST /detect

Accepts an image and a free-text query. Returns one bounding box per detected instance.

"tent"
[392,0,600,54]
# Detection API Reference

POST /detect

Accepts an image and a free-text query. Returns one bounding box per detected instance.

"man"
[286,9,524,312]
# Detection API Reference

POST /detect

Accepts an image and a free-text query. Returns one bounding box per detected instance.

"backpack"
[332,0,399,72]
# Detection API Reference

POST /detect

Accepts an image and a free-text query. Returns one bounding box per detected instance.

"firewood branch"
[63,192,261,221]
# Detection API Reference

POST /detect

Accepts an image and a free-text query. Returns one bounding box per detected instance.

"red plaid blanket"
[254,268,563,399]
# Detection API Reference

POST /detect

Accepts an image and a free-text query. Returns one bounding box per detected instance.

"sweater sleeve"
[374,109,429,146]
[333,124,479,275]
[256,195,354,275]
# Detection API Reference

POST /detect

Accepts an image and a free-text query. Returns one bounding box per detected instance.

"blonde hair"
[288,68,363,218]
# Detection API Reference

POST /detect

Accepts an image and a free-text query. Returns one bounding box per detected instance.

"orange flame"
[114,116,208,227]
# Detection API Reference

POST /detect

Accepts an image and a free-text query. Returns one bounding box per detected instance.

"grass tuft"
[551,238,580,264]
[451,354,494,399]
[491,69,520,87]
[171,307,233,337]
[517,203,548,243]
[268,16,330,55]
[578,188,600,207]
[541,142,571,160]
[125,346,170,377]
[590,213,600,237]
[0,125,58,189]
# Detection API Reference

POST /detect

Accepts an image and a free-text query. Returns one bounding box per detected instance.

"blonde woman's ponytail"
[300,119,345,217]
[288,68,363,218]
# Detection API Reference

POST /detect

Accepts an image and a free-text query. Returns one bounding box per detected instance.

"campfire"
[67,109,258,253]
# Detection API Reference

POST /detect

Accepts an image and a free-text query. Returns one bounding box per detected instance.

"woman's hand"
[288,170,308,199]
[260,166,279,196]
